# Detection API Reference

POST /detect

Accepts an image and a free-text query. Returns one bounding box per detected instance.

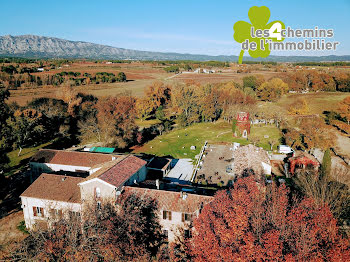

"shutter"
[40,208,44,217]
[169,211,172,220]
[163,211,166,220]
[182,213,185,222]
[33,206,37,216]
[58,210,63,218]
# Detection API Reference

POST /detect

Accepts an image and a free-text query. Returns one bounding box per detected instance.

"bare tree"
[294,168,350,222]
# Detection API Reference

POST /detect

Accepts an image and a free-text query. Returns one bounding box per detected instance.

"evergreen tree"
[321,148,332,177]
[0,88,13,175]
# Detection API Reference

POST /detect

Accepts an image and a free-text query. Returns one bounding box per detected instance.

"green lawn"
[5,141,52,176]
[250,124,282,151]
[133,121,281,159]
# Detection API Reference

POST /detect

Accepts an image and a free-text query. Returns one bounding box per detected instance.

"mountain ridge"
[0,34,349,62]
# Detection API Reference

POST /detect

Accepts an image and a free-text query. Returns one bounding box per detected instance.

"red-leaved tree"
[191,176,349,261]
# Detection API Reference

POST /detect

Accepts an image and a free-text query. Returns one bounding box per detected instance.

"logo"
[233,6,285,64]
[233,6,340,64]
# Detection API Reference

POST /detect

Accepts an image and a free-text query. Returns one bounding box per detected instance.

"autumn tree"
[283,126,303,150]
[12,193,164,261]
[249,134,260,145]
[256,78,288,101]
[190,176,350,261]
[294,168,350,222]
[78,114,102,143]
[305,70,324,91]
[145,81,171,109]
[268,137,279,151]
[288,98,310,115]
[299,118,334,150]
[9,109,45,156]
[171,84,200,126]
[320,72,336,91]
[338,96,350,125]
[333,72,350,92]
[57,82,82,117]
[28,97,69,141]
[217,81,255,122]
[284,71,308,92]
[197,84,221,122]
[135,97,154,121]
[243,75,264,91]
[284,118,334,151]
[96,94,137,148]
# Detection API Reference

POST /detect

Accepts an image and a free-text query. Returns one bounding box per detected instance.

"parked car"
[278,145,294,154]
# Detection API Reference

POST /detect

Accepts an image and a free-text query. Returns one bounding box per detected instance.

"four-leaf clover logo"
[233,6,285,63]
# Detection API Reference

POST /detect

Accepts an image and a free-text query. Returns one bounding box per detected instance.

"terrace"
[194,144,235,186]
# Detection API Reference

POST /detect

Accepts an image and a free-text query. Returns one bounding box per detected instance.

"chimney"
[156,179,160,190]
[62,175,67,181]
[182,192,187,200]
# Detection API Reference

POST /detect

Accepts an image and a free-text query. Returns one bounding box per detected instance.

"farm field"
[133,121,282,159]
[8,61,284,106]
[168,70,280,84]
[8,62,169,105]
[275,92,350,115]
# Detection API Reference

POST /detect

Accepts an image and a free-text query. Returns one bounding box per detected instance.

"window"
[162,210,172,220]
[50,209,62,219]
[163,229,169,241]
[182,213,193,222]
[33,206,44,217]
[97,201,101,210]
[69,211,81,220]
[95,187,101,198]
[184,229,191,238]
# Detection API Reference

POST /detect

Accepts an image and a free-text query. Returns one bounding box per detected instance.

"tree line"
[0,68,127,89]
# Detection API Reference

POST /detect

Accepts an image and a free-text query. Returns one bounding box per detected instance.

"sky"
[0,0,349,56]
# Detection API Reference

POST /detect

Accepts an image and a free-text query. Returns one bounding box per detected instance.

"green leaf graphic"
[233,6,285,63]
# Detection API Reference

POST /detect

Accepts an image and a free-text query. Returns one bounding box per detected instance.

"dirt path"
[332,129,350,160]
[0,211,27,259]
[216,130,232,137]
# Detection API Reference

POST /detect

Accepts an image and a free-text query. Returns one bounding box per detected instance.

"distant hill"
[0,35,349,62]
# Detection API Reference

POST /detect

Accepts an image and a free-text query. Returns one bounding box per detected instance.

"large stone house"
[20,151,213,242]
[21,174,82,230]
[232,144,271,181]
[21,154,147,230]
[79,155,148,205]
[29,149,117,179]
[123,186,213,242]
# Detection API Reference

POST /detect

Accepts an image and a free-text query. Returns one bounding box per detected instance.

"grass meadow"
[133,121,282,159]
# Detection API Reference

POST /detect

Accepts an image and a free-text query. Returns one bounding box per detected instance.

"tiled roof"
[98,155,147,188]
[233,144,270,176]
[30,149,115,167]
[123,186,213,213]
[20,173,83,203]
